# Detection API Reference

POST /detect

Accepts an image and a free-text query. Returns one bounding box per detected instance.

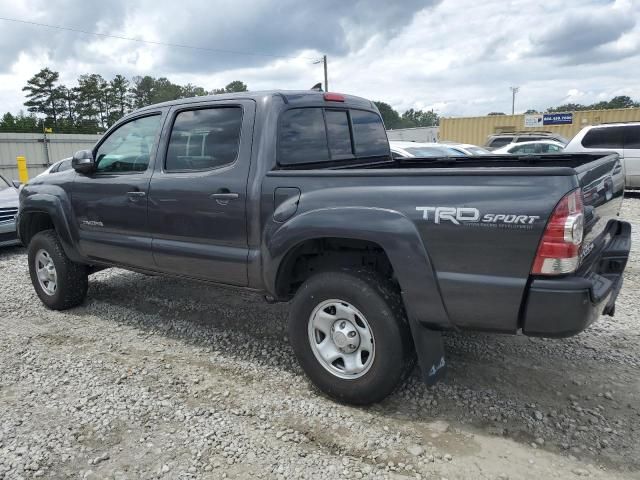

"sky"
[0,0,639,118]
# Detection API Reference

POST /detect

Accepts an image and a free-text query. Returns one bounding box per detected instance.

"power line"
[0,16,316,61]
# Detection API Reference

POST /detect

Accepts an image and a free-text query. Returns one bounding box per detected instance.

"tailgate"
[576,153,625,262]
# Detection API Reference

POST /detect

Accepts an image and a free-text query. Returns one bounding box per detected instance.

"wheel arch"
[19,193,83,262]
[264,207,451,329]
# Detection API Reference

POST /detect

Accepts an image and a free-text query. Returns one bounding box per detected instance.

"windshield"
[405,146,466,157]
[0,175,11,191]
[466,146,490,155]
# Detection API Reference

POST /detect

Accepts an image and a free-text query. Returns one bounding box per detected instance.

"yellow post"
[17,156,29,183]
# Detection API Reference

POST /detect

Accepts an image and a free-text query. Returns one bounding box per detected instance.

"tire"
[27,229,88,310]
[288,269,415,405]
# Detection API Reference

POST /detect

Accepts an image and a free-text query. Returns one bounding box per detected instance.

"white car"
[390,141,467,159]
[564,122,640,188]
[493,140,565,155]
[439,142,490,155]
[35,157,73,178]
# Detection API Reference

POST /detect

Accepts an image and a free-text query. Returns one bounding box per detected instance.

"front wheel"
[28,230,88,310]
[288,269,415,405]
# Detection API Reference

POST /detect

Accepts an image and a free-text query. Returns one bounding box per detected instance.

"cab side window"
[165,107,243,171]
[95,115,162,173]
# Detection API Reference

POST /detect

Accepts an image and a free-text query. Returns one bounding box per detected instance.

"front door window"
[95,115,162,173]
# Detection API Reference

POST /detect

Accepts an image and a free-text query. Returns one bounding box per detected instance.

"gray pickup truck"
[17,90,631,404]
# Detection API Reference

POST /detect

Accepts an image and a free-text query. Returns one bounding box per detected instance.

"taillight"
[531,189,584,275]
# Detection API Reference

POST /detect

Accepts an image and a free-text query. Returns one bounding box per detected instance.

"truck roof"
[136,90,377,112]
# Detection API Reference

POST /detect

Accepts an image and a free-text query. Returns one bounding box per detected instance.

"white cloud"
[1,0,639,117]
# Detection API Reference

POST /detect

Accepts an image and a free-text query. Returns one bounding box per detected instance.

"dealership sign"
[524,114,543,128]
[525,113,573,127]
[542,113,573,125]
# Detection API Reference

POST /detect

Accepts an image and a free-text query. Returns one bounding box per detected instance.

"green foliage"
[401,108,439,127]
[487,112,506,116]
[22,67,65,127]
[211,80,249,95]
[546,95,639,113]
[374,101,403,129]
[3,68,250,133]
[374,101,439,129]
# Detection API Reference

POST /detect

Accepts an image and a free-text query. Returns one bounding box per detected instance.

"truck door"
[71,112,165,268]
[147,100,255,286]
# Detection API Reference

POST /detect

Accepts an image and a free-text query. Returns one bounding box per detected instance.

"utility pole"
[510,86,519,115]
[313,55,328,91]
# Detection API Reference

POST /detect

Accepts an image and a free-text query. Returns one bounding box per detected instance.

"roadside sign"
[543,113,573,125]
[524,114,543,128]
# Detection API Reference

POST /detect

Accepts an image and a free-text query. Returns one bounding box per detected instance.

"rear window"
[278,107,389,166]
[581,127,625,149]
[350,110,389,157]
[623,125,640,149]
[515,136,543,143]
[325,110,353,159]
[488,137,511,148]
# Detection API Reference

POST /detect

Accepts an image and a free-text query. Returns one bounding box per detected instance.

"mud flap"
[408,320,446,385]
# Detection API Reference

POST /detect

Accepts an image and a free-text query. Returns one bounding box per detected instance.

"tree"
[212,80,248,94]
[22,68,64,127]
[109,74,130,123]
[605,95,636,109]
[373,101,403,129]
[487,112,506,116]
[150,77,183,104]
[524,109,538,114]
[181,83,208,98]
[75,74,110,129]
[224,80,248,93]
[401,108,439,127]
[546,103,587,113]
[129,76,155,109]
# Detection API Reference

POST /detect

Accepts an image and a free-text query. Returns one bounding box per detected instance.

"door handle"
[210,189,239,205]
[210,193,239,200]
[127,191,146,202]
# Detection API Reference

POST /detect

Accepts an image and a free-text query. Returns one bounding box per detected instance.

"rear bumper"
[522,220,631,337]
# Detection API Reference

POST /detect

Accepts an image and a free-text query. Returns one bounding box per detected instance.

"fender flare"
[19,193,84,263]
[263,206,451,329]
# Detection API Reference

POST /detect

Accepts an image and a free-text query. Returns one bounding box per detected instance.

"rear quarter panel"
[262,169,578,332]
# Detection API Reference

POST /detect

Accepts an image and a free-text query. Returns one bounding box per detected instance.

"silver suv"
[485,132,569,150]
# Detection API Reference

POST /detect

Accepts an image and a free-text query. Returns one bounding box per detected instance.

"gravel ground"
[1,198,639,480]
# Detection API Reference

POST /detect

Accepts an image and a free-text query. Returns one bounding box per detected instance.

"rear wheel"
[288,269,415,405]
[28,230,88,310]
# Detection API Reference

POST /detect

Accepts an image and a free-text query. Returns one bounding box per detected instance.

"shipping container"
[440,108,640,147]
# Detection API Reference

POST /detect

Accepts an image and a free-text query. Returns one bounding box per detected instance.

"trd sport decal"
[416,206,540,230]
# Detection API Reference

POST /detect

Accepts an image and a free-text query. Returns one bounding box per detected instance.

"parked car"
[564,122,640,188]
[493,140,566,155]
[485,132,569,150]
[0,173,20,247]
[36,158,73,177]
[439,142,491,155]
[390,141,466,158]
[18,90,630,405]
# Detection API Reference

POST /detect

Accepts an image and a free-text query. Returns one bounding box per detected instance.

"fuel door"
[273,187,301,223]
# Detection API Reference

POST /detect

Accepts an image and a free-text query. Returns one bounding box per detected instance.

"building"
[386,126,439,143]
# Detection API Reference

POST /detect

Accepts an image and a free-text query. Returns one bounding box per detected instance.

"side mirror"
[11,179,21,189]
[72,150,95,174]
